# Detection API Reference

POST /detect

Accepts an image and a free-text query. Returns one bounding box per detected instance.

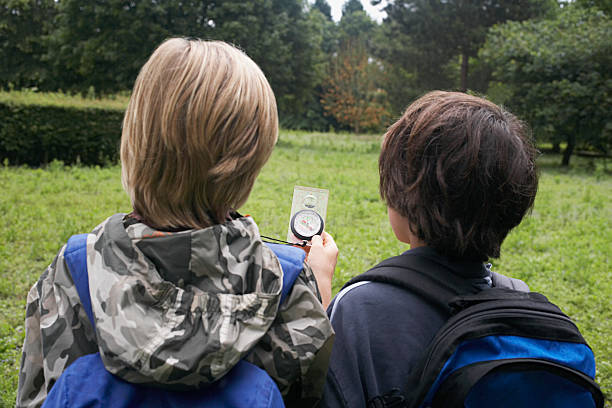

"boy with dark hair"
[321,91,539,407]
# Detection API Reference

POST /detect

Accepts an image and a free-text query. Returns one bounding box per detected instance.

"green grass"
[1,131,610,406]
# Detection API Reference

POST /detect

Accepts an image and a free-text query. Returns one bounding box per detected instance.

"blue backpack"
[43,234,307,408]
[341,254,605,408]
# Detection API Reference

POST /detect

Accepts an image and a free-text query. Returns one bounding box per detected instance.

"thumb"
[311,234,323,247]
[321,231,336,247]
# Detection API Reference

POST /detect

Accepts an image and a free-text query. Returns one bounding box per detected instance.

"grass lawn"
[1,130,610,406]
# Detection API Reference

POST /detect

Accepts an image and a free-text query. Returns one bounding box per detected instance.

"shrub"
[0,92,126,166]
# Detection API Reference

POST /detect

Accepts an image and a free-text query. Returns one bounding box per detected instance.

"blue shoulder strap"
[64,233,95,332]
[264,242,306,304]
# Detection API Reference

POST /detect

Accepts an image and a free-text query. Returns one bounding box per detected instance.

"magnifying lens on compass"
[290,209,324,241]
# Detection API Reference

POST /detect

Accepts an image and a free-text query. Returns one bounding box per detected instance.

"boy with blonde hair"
[17,38,337,408]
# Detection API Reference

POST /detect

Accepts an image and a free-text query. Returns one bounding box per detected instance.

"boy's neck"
[409,237,426,249]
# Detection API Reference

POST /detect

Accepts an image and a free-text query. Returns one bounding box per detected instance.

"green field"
[1,131,611,406]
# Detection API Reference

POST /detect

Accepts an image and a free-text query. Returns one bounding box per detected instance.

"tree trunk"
[460,52,469,92]
[552,142,561,153]
[562,133,576,166]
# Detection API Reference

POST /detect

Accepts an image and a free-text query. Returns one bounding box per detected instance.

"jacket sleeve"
[245,262,334,407]
[16,246,98,408]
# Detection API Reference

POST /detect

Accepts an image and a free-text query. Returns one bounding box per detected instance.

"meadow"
[0,130,610,406]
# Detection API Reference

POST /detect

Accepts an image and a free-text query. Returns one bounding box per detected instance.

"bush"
[0,92,126,166]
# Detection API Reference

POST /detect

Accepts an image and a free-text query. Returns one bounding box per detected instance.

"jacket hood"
[85,213,285,387]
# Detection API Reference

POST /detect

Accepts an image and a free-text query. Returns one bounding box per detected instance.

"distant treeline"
[1,0,610,164]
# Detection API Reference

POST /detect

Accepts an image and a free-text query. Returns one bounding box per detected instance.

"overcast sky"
[325,0,387,22]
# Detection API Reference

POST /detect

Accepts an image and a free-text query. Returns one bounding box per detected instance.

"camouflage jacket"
[17,214,334,408]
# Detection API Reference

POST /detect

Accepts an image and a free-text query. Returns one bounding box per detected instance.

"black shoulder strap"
[343,253,482,315]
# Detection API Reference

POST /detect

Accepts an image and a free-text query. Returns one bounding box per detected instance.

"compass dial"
[290,209,324,241]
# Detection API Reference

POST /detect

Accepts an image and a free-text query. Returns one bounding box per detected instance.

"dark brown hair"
[379,91,538,261]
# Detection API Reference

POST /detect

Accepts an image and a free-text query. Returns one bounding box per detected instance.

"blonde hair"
[121,38,278,229]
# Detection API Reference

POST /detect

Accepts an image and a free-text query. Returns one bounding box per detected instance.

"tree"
[338,0,375,45]
[481,6,612,165]
[313,0,332,21]
[0,0,57,89]
[45,0,194,93]
[370,19,422,115]
[279,4,339,130]
[205,0,312,120]
[342,0,364,15]
[319,2,389,133]
[381,0,555,92]
[40,0,320,123]
[321,41,388,133]
[573,0,612,15]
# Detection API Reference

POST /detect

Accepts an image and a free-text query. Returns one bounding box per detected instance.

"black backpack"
[341,254,604,408]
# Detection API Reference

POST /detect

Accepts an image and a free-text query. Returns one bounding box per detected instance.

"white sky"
[325,0,387,23]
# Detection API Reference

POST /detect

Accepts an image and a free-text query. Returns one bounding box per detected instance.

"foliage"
[44,0,173,94]
[371,22,422,116]
[320,41,389,134]
[279,4,339,131]
[573,0,612,15]
[313,0,332,21]
[0,0,56,89]
[1,0,610,154]
[0,132,611,406]
[381,0,556,91]
[312,2,389,133]
[287,0,384,132]
[481,6,612,165]
[342,0,364,16]
[337,0,377,48]
[0,92,124,166]
[1,0,322,127]
[223,0,323,122]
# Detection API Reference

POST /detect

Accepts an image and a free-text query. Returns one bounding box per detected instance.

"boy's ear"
[388,207,412,244]
[387,207,426,248]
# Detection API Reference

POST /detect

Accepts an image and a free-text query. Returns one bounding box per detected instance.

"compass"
[290,209,324,241]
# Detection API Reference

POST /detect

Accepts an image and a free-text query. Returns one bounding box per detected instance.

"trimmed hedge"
[0,93,126,166]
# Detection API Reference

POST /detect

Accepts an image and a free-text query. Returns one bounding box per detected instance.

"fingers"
[308,230,337,259]
[311,234,323,246]
[320,231,337,249]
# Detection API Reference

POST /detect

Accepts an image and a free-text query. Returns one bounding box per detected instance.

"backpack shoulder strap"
[264,242,306,304]
[64,233,96,331]
[340,253,482,315]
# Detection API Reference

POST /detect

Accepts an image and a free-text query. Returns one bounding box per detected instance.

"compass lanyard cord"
[261,235,309,247]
